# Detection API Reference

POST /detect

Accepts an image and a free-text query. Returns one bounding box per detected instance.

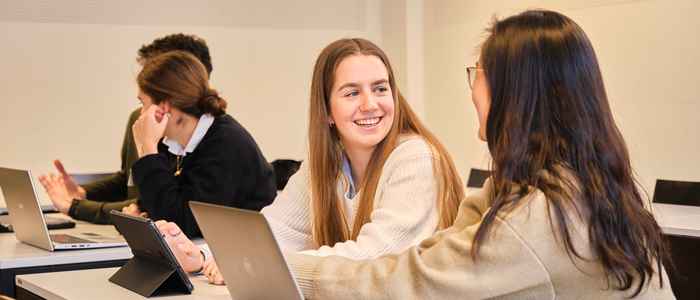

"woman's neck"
[174,114,199,149]
[344,146,376,188]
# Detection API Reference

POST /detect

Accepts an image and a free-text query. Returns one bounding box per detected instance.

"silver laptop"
[0,167,127,251]
[189,201,303,300]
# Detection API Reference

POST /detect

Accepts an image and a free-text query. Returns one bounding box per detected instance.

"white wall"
[380,0,426,117]
[423,0,700,194]
[0,0,380,169]
[0,0,381,205]
[2,0,697,205]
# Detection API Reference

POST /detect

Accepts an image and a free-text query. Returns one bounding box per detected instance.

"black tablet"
[109,211,193,297]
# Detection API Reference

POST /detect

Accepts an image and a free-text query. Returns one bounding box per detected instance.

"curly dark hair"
[137,33,212,75]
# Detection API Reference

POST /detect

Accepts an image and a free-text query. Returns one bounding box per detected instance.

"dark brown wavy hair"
[472,10,669,297]
[138,50,226,117]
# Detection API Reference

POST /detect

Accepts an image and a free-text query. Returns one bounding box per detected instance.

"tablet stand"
[109,255,190,297]
[108,210,193,297]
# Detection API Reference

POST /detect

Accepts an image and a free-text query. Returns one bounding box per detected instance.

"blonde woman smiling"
[157,38,465,284]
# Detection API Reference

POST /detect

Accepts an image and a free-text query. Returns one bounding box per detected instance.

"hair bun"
[199,89,227,116]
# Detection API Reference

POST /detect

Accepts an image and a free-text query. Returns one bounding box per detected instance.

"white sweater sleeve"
[301,140,440,260]
[261,163,315,252]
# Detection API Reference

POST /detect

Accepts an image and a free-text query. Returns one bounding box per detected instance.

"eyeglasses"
[466,65,482,90]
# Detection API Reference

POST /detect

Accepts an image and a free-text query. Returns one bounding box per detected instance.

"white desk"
[10,203,699,300]
[467,188,700,235]
[15,268,230,300]
[652,203,700,237]
[0,214,133,297]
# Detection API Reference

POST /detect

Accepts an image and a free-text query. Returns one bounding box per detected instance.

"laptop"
[189,201,303,300]
[0,166,127,251]
[1,197,57,215]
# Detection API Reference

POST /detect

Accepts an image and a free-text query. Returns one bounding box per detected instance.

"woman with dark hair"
[128,50,276,238]
[282,10,675,299]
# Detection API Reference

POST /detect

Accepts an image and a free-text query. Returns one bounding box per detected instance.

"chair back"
[653,179,700,206]
[665,233,700,299]
[69,172,116,185]
[271,160,302,190]
[466,168,490,188]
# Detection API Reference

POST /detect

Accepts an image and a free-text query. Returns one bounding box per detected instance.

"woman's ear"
[159,101,171,113]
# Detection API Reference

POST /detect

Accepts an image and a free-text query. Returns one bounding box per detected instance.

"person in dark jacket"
[130,50,275,237]
[39,34,220,224]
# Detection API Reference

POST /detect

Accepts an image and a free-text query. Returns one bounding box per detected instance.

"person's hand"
[38,174,73,214]
[121,203,148,218]
[53,160,86,199]
[155,220,204,273]
[38,159,87,214]
[132,105,168,157]
[203,258,225,285]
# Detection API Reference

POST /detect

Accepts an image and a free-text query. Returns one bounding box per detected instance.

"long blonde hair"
[308,38,465,247]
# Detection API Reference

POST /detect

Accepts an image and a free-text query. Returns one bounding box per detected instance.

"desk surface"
[0,214,133,269]
[9,203,700,300]
[652,203,700,237]
[16,268,231,300]
[465,189,700,237]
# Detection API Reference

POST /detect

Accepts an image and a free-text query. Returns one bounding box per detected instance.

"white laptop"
[0,166,127,251]
[189,201,303,300]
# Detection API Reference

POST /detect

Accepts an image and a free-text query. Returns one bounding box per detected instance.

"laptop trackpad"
[51,233,93,244]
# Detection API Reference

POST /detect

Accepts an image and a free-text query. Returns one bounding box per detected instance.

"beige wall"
[1,0,697,206]
[0,0,382,205]
[379,0,426,117]
[424,0,700,194]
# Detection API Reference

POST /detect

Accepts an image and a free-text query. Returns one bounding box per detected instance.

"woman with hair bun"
[131,50,276,238]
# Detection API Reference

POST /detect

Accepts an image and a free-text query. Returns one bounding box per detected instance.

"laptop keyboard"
[50,234,93,244]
